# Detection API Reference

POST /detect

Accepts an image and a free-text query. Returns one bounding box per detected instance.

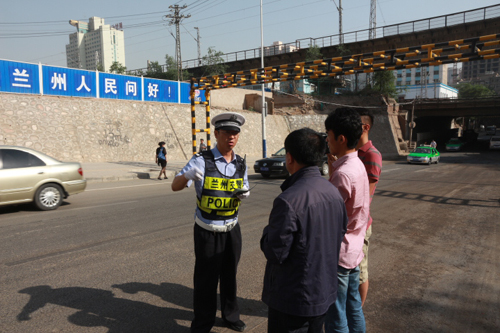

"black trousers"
[268,307,326,333]
[191,223,242,333]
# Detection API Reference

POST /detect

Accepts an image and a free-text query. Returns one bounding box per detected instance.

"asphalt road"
[1,148,499,333]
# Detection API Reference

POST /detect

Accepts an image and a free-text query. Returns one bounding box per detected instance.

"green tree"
[146,61,164,78]
[164,54,191,81]
[305,44,345,96]
[109,61,127,74]
[96,63,104,72]
[201,47,228,77]
[336,43,351,56]
[306,45,322,62]
[458,82,496,98]
[371,70,397,98]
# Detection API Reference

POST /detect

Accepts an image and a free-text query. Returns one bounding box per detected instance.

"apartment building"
[66,17,125,71]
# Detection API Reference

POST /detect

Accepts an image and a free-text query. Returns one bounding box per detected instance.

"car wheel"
[320,162,329,176]
[435,157,440,164]
[261,173,271,178]
[34,184,63,211]
[428,159,432,165]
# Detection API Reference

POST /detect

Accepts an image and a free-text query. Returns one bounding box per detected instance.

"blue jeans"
[324,266,365,333]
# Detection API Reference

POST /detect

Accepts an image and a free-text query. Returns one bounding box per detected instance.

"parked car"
[490,136,500,150]
[445,138,465,151]
[254,147,329,178]
[486,125,497,135]
[407,146,440,165]
[0,146,87,210]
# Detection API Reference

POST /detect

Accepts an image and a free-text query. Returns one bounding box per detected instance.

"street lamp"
[260,0,267,158]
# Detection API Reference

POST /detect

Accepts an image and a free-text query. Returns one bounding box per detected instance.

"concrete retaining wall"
[0,92,401,163]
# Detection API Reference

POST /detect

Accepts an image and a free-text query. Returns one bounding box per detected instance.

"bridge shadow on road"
[375,190,500,208]
[16,283,266,332]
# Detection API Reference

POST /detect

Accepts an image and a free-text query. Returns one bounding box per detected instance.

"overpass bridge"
[400,97,500,117]
[173,4,500,77]
[398,97,500,147]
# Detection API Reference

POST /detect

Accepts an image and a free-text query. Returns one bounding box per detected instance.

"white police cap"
[212,112,246,132]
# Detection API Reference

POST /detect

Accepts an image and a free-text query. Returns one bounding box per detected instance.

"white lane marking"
[415,169,434,172]
[381,168,401,173]
[86,182,171,192]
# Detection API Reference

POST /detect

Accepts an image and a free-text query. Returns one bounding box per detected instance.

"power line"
[0,10,171,25]
[165,4,191,80]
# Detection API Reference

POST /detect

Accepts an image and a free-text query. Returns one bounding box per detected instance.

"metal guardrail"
[177,4,500,70]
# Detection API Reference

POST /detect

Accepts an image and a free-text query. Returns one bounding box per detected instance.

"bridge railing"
[177,4,500,70]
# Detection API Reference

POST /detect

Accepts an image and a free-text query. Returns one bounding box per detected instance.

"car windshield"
[491,137,500,142]
[448,139,460,144]
[273,148,286,156]
[415,148,431,154]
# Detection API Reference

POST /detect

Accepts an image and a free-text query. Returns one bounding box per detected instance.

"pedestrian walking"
[156,141,168,180]
[199,138,208,152]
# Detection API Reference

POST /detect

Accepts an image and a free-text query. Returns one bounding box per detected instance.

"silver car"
[0,146,87,210]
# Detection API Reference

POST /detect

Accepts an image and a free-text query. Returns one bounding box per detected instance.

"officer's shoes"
[223,319,246,332]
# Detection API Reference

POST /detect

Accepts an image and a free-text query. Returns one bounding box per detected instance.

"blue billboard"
[99,73,142,100]
[144,78,178,103]
[0,60,40,94]
[181,82,206,104]
[42,66,97,98]
[0,58,205,105]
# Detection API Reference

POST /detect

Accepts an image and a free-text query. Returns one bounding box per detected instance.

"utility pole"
[194,27,201,66]
[332,0,343,44]
[367,0,376,88]
[260,0,267,158]
[165,5,191,81]
[369,0,377,40]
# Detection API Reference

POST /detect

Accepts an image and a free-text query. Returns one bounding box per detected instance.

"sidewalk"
[82,158,259,183]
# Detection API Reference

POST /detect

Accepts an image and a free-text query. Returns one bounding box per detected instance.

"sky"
[1,0,499,71]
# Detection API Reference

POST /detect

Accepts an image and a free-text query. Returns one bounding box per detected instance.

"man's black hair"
[356,108,374,129]
[324,108,363,149]
[285,128,326,166]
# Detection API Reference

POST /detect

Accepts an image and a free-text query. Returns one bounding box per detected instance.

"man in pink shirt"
[324,108,370,333]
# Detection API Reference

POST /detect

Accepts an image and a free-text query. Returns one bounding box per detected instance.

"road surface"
[1,150,499,332]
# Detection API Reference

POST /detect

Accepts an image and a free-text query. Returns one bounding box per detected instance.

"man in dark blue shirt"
[261,128,348,333]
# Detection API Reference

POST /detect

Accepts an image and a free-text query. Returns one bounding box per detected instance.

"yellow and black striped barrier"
[191,33,500,91]
[189,33,500,153]
[189,80,212,155]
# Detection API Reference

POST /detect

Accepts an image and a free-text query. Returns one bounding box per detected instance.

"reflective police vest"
[196,150,246,220]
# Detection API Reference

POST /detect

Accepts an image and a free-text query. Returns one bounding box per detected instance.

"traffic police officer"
[172,112,249,332]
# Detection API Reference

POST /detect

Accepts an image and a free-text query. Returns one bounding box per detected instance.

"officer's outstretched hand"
[184,167,203,181]
[236,185,250,200]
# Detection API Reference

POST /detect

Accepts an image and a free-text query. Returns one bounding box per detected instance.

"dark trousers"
[268,307,326,333]
[191,223,242,333]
